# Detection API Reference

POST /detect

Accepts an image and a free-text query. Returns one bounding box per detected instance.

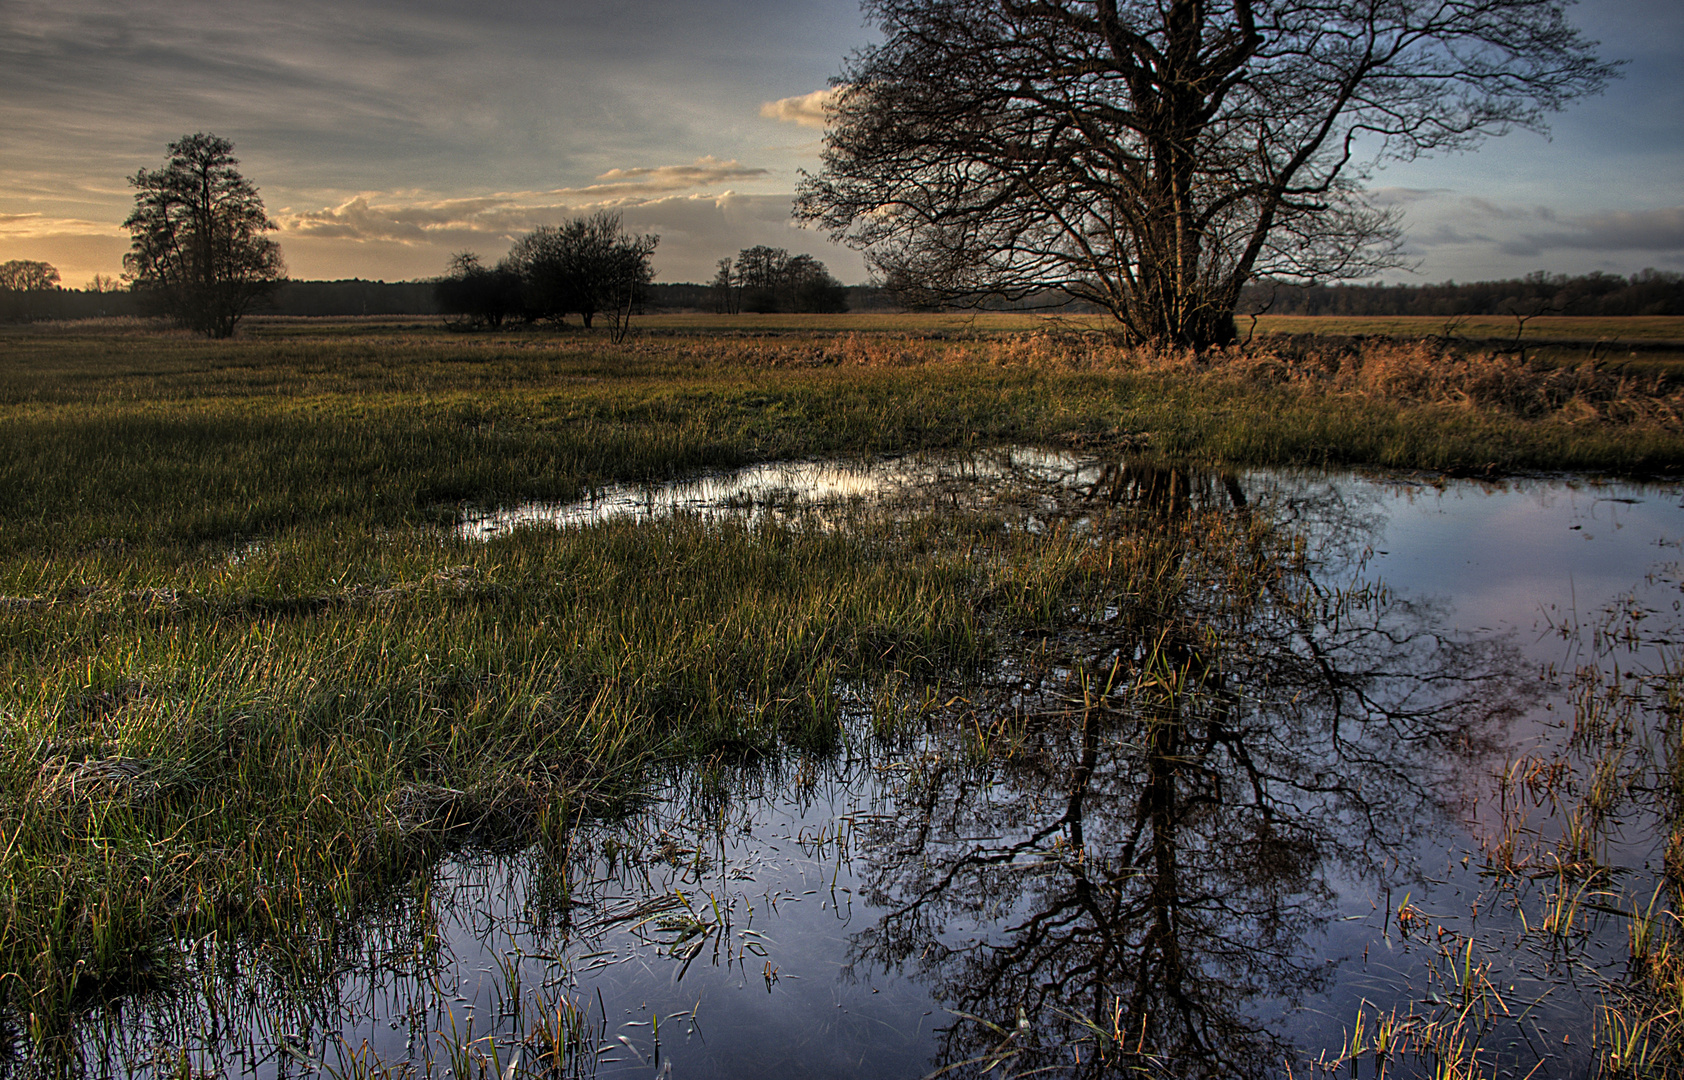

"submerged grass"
[0,494,1116,1064]
[1322,562,1684,1079]
[0,317,1681,1068]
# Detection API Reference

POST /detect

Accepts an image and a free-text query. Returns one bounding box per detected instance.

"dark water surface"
[57,460,1684,1078]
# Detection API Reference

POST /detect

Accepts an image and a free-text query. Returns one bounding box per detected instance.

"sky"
[1,0,1680,288]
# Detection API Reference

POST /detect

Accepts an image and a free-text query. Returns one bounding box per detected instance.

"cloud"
[275,157,782,246]
[593,157,769,192]
[1406,222,1496,248]
[0,213,123,239]
[1366,187,1451,207]
[1390,194,1684,261]
[1461,198,1559,224]
[760,87,841,128]
[276,157,782,247]
[1501,207,1684,256]
[271,188,866,284]
[278,196,521,243]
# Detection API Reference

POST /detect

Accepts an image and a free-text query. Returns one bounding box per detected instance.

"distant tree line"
[435,212,657,341]
[0,274,443,322]
[1239,270,1684,319]
[16,261,1681,327]
[267,279,440,316]
[710,247,848,314]
[0,275,896,323]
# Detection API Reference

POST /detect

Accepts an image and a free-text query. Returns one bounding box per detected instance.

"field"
[0,314,1681,1074]
[229,310,1684,341]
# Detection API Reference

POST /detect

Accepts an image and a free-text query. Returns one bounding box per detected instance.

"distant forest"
[1237,270,1684,318]
[0,279,897,320]
[4,270,1682,322]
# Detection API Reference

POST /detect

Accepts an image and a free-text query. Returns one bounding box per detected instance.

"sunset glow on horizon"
[2,0,1680,288]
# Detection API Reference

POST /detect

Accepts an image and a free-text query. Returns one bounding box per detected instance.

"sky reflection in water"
[58,457,1684,1079]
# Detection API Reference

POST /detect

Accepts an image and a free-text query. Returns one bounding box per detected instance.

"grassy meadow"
[0,313,1681,1069]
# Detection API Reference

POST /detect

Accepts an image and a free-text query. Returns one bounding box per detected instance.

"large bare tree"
[796,0,1616,348]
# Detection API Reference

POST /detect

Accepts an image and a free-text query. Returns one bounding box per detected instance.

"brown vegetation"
[649,329,1684,428]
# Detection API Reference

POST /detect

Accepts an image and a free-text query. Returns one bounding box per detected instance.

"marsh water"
[41,456,1684,1078]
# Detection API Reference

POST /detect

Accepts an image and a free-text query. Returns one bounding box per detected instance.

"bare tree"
[505,212,657,335]
[796,0,1616,349]
[0,260,60,292]
[123,134,285,338]
[434,252,525,330]
[848,462,1528,1077]
[600,246,659,344]
[710,257,740,314]
[727,246,849,313]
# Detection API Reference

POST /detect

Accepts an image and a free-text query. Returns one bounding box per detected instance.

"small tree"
[123,134,285,338]
[434,252,525,330]
[0,260,60,292]
[728,247,848,313]
[504,213,657,337]
[597,228,659,344]
[505,226,576,325]
[710,257,740,314]
[784,254,849,314]
[0,260,61,322]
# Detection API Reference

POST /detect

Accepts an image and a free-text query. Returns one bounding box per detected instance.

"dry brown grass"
[649,329,1684,427]
[1092,335,1684,424]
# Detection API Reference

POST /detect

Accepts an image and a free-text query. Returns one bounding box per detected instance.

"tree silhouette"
[505,212,657,338]
[850,462,1528,1077]
[798,0,1615,348]
[434,251,525,330]
[123,134,285,338]
[0,260,60,322]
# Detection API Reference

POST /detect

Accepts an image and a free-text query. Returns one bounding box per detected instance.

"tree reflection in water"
[5,460,1551,1079]
[853,462,1531,1078]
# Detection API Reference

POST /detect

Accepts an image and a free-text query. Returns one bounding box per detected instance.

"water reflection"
[851,463,1526,1078]
[457,449,1108,537]
[10,458,1678,1079]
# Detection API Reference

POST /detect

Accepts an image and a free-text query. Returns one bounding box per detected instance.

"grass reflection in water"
[2,456,1678,1080]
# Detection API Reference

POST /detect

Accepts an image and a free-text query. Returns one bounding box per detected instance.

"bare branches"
[797,0,1614,349]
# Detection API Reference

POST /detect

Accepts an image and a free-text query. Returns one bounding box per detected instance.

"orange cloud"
[759,88,841,128]
[0,213,122,239]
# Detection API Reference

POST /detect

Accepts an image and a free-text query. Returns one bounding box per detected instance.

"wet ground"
[49,455,1684,1078]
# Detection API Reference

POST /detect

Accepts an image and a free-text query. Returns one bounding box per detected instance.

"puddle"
[458,449,1111,537]
[32,462,1684,1078]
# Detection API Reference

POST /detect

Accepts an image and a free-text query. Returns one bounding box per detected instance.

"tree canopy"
[712,247,849,314]
[797,0,1616,349]
[123,134,285,338]
[434,252,525,330]
[0,260,60,292]
[0,260,62,323]
[503,212,658,337]
[438,214,658,341]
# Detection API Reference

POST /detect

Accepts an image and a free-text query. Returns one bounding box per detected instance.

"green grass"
[0,316,1680,1060]
[0,320,1676,559]
[2,509,1071,1044]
